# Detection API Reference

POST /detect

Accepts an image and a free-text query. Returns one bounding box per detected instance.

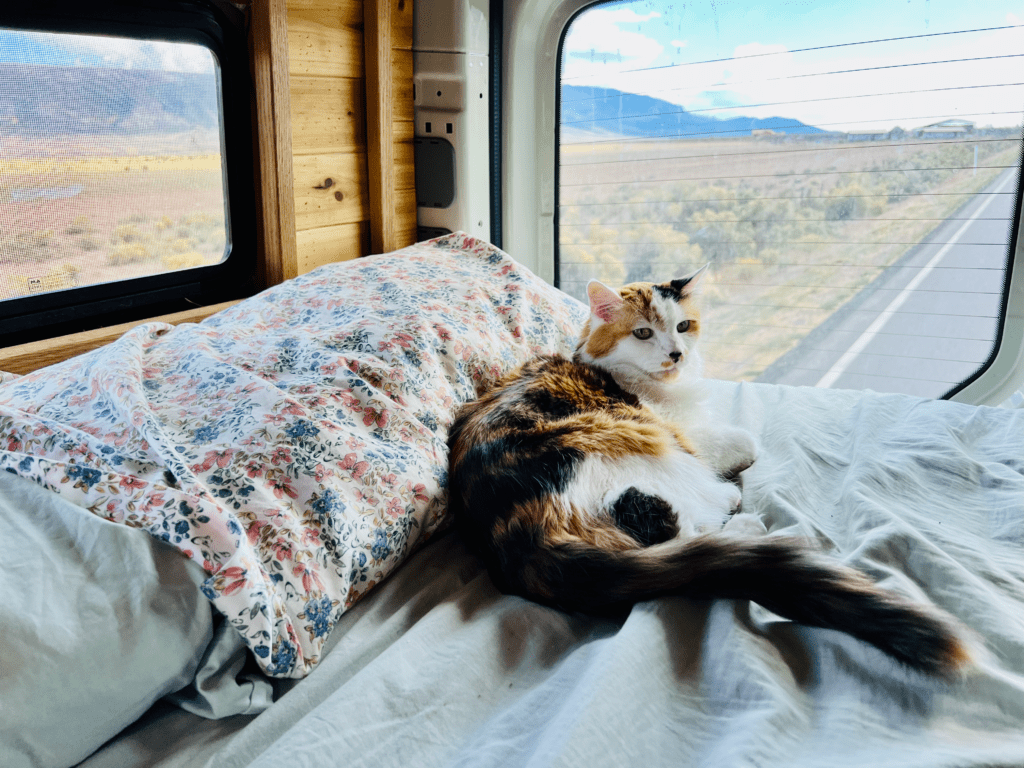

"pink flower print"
[362,407,388,429]
[353,488,378,506]
[244,459,265,479]
[301,527,322,547]
[340,453,369,479]
[119,476,146,491]
[269,475,298,499]
[191,448,236,474]
[337,391,362,409]
[292,561,325,594]
[434,325,452,341]
[313,463,334,483]
[246,519,270,545]
[380,473,397,488]
[407,482,430,505]
[393,332,415,348]
[218,566,248,596]
[385,497,403,519]
[270,446,293,466]
[281,403,306,417]
[378,339,394,352]
[264,413,287,426]
[272,537,293,561]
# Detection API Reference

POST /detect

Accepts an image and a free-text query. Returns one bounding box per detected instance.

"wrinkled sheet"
[85,380,1024,768]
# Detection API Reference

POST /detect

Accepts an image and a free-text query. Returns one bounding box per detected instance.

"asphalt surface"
[758,169,1017,398]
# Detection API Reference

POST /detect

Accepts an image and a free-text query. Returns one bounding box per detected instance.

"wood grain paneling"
[392,47,414,122]
[287,1,364,79]
[395,118,415,191]
[293,152,369,230]
[290,75,367,157]
[393,0,414,51]
[296,221,370,271]
[394,186,418,245]
[252,0,299,284]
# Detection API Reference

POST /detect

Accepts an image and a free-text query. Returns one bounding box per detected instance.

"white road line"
[815,173,1013,389]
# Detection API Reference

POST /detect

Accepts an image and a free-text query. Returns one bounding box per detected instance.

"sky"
[561,0,1024,132]
[0,28,216,75]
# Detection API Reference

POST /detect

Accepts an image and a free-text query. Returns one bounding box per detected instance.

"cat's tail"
[497,525,971,678]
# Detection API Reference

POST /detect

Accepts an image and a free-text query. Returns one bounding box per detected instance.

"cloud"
[8,30,216,74]
[562,7,664,82]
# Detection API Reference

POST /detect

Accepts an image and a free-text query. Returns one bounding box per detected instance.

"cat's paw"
[705,427,758,478]
[722,512,768,538]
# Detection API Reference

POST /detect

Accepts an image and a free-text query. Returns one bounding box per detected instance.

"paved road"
[759,170,1017,398]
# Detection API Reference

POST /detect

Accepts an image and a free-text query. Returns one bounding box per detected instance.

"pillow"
[0,470,214,768]
[0,234,588,679]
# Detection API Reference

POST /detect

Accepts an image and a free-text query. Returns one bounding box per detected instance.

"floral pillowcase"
[0,233,587,678]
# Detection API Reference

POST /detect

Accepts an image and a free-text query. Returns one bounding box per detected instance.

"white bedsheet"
[84,380,1024,768]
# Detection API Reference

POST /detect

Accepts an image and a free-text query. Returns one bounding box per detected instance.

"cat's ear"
[670,264,709,297]
[586,280,624,323]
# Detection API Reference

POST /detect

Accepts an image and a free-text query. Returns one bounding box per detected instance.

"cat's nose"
[669,351,682,362]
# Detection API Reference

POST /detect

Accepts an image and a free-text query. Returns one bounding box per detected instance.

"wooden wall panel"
[296,221,370,273]
[289,0,414,268]
[293,153,368,231]
[252,0,298,285]
[289,76,367,156]
[287,1,364,79]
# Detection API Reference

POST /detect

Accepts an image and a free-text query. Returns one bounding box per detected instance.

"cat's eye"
[677,320,691,333]
[632,328,653,340]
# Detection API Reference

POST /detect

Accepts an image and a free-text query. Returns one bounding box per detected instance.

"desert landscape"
[558,132,1020,381]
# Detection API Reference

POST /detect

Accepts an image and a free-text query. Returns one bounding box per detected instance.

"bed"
[1,233,1023,768]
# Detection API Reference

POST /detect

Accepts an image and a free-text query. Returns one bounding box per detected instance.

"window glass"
[0,30,227,305]
[558,0,1023,397]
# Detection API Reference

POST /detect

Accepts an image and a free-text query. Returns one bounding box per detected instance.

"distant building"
[846,128,891,141]
[915,119,975,138]
[751,129,779,138]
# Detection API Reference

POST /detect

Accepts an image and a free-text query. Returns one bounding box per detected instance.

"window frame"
[503,0,1024,405]
[0,0,256,349]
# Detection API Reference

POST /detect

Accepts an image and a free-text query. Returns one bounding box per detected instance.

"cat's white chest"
[642,383,758,479]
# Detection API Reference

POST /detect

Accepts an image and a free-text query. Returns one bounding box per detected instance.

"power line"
[562,24,1024,81]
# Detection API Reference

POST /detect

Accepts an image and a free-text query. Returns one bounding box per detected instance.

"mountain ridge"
[561,84,825,139]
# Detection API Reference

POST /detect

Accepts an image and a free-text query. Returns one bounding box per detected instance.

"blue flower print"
[370,528,390,561]
[266,639,297,676]
[302,596,334,639]
[66,464,102,488]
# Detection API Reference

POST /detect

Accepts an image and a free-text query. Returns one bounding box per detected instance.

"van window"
[0,29,227,309]
[557,0,1023,398]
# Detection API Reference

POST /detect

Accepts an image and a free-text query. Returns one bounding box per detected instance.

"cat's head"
[575,265,707,386]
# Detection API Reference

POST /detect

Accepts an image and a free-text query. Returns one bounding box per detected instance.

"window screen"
[557,0,1023,398]
[0,29,227,310]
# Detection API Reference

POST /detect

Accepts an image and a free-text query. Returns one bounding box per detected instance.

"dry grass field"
[558,134,1020,381]
[0,152,227,302]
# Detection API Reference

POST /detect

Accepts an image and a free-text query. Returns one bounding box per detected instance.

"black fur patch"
[609,487,679,546]
[655,276,694,301]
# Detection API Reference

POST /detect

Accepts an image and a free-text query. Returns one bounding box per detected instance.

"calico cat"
[446,266,970,678]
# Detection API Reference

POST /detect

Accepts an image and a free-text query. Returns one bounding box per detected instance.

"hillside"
[0,62,219,136]
[561,85,825,140]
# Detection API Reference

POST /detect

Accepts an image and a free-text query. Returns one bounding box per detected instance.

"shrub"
[65,215,93,236]
[162,251,208,270]
[108,243,151,265]
[110,224,143,245]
